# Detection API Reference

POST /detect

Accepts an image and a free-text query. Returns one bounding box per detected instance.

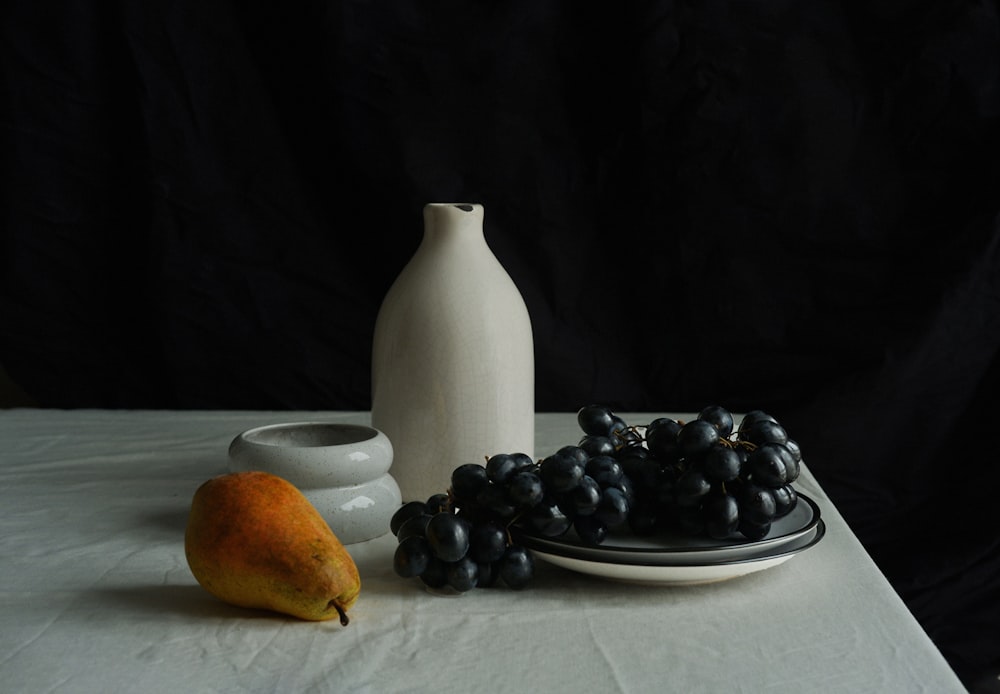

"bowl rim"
[237,421,381,448]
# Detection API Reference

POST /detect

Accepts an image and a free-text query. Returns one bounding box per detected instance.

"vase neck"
[422,203,485,243]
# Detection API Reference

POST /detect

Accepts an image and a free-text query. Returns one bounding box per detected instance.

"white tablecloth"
[0,410,964,693]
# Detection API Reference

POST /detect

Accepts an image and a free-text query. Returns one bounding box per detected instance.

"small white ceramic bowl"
[228,422,401,544]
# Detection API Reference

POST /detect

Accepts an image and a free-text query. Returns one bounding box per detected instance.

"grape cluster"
[390,404,803,591]
[579,404,802,541]
[389,459,537,593]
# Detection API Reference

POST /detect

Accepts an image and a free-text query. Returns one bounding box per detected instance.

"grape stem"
[504,512,526,544]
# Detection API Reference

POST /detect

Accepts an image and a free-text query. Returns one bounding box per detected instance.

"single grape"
[393,535,431,578]
[390,501,427,536]
[450,463,489,503]
[574,515,609,545]
[446,557,480,592]
[554,445,589,466]
[698,405,734,438]
[419,556,448,589]
[645,418,682,461]
[485,453,518,485]
[577,404,615,437]
[677,419,720,460]
[782,440,802,482]
[425,493,450,514]
[469,523,508,564]
[499,545,535,589]
[737,482,777,525]
[645,416,673,432]
[674,468,712,508]
[615,444,649,474]
[594,486,630,528]
[539,452,585,492]
[568,475,601,516]
[578,434,616,458]
[611,474,636,505]
[738,518,772,540]
[784,438,802,462]
[585,455,624,488]
[772,484,798,517]
[425,512,471,562]
[396,513,433,542]
[704,493,739,539]
[507,470,544,508]
[741,418,788,447]
[510,452,536,473]
[614,464,642,502]
[749,443,794,488]
[738,410,777,435]
[527,497,573,537]
[703,443,742,483]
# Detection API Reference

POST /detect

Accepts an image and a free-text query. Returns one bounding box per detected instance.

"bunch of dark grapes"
[390,456,538,593]
[390,404,804,591]
[581,404,802,541]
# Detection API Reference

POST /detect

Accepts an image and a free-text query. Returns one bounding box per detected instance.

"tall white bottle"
[371,203,535,503]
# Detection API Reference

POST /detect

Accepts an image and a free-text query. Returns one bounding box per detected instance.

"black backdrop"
[3,1,999,686]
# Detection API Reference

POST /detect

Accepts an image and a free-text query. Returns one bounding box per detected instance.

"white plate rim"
[531,520,826,585]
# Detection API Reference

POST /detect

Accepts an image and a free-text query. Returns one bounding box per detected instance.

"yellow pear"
[184,471,360,624]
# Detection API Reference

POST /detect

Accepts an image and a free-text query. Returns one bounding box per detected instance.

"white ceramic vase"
[371,203,535,503]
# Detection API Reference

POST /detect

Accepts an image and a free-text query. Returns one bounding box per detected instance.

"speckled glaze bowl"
[228,422,401,544]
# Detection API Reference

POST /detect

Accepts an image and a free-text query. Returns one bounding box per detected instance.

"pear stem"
[328,600,350,626]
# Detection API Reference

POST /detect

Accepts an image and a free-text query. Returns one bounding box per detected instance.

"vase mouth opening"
[425,202,481,213]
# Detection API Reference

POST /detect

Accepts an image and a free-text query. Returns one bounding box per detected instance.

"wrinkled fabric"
[2,2,999,685]
[0,410,966,693]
